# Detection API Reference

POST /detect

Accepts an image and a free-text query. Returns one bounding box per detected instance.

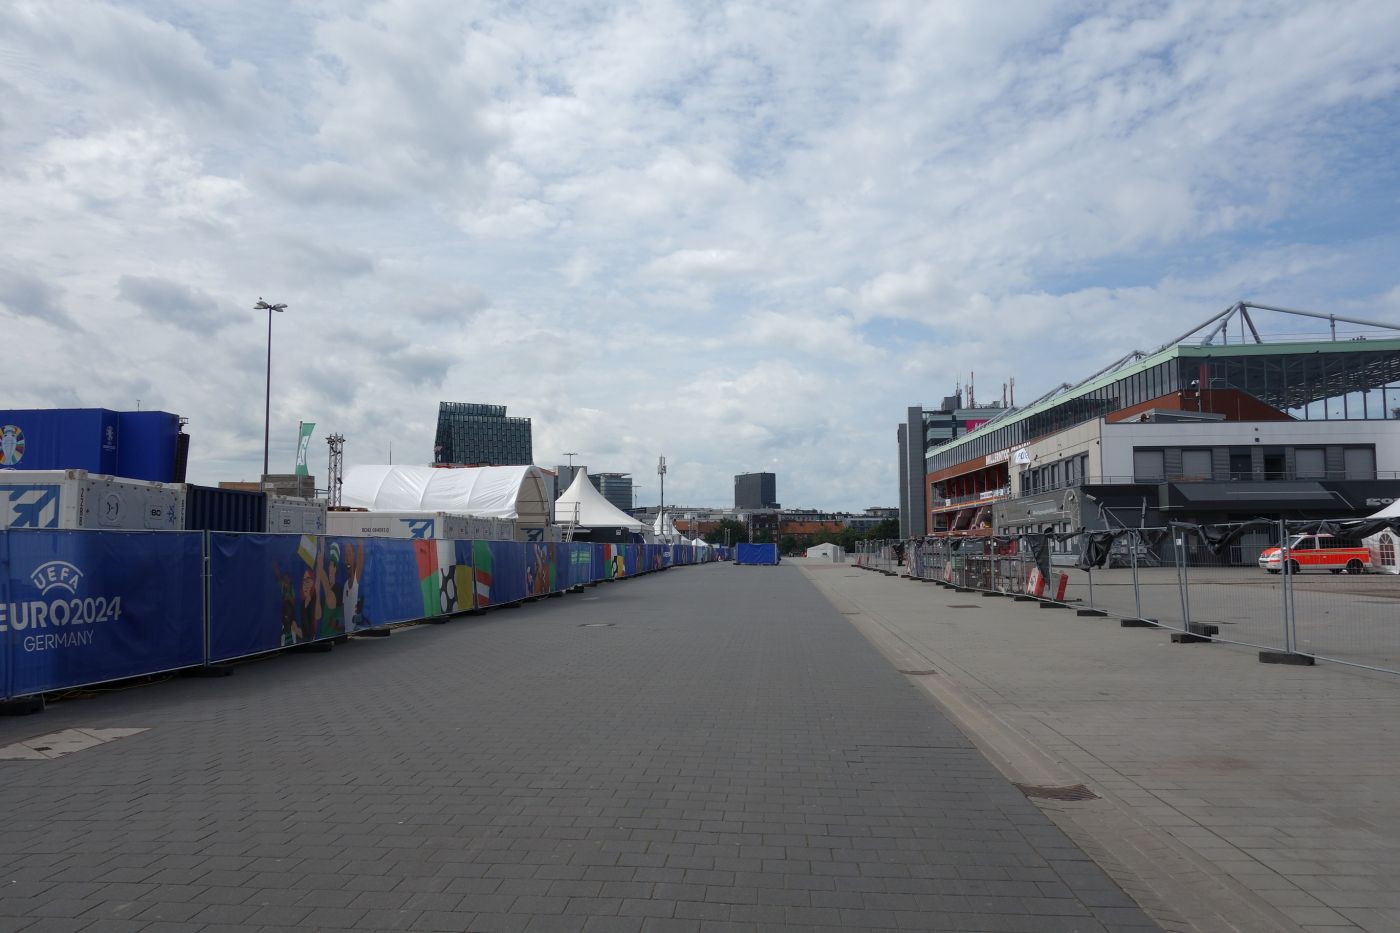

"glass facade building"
[734,472,777,510]
[434,402,533,466]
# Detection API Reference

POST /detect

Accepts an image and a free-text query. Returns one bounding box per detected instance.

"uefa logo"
[1,424,24,466]
[30,560,84,594]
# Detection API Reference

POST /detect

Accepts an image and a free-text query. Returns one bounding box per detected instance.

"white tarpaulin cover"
[555,467,647,531]
[342,465,551,526]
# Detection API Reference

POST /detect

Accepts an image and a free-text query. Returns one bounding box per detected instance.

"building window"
[1181,449,1212,481]
[1079,453,1089,484]
[1344,447,1376,480]
[1229,451,1253,480]
[1295,448,1326,479]
[1133,449,1165,482]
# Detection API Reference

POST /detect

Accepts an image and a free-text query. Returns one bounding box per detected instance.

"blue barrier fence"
[1,530,720,699]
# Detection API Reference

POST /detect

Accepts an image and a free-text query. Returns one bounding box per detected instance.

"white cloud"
[0,0,1396,506]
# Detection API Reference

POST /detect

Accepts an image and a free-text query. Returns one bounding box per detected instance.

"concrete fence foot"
[1076,608,1108,617]
[0,695,45,716]
[1259,650,1315,666]
[1120,618,1155,627]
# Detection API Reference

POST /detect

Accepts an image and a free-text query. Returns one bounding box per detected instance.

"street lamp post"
[254,298,287,480]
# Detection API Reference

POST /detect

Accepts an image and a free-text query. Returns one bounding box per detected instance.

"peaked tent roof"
[555,467,648,531]
[343,465,551,525]
[653,511,682,538]
[1369,499,1400,519]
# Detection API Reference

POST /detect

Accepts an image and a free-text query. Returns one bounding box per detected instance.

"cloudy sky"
[2,1,1398,510]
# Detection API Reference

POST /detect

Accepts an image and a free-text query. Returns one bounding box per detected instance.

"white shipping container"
[266,495,328,534]
[462,515,495,537]
[0,469,186,531]
[326,511,475,540]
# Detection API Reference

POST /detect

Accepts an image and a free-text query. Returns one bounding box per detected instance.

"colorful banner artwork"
[2,533,720,697]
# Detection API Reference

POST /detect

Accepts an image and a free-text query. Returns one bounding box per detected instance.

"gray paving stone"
[0,564,1157,932]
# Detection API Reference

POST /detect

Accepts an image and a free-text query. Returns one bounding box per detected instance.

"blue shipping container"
[117,411,180,482]
[184,485,267,533]
[0,409,120,475]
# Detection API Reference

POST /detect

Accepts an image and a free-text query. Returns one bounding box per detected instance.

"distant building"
[554,464,585,499]
[734,472,777,510]
[434,402,532,466]
[899,395,1007,538]
[594,472,633,512]
[909,304,1400,563]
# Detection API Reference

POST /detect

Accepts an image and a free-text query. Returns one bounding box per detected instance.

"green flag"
[295,422,315,476]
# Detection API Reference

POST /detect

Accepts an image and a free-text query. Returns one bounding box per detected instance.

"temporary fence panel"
[1,533,713,700]
[469,539,528,609]
[525,542,559,597]
[207,534,480,661]
[0,470,186,531]
[1,529,204,697]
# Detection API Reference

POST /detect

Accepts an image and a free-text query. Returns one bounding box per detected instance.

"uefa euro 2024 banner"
[208,534,541,661]
[0,529,204,697]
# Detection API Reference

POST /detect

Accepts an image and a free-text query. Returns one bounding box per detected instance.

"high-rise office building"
[594,472,633,512]
[554,464,585,498]
[734,472,777,510]
[434,402,532,466]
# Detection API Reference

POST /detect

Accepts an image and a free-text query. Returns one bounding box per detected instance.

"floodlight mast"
[254,298,287,481]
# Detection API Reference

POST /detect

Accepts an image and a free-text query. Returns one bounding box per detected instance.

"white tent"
[691,537,709,548]
[342,465,552,527]
[1369,500,1400,519]
[554,467,648,532]
[1366,528,1400,574]
[653,511,683,540]
[806,542,846,562]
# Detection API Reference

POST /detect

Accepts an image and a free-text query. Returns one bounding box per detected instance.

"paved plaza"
[0,563,1156,933]
[803,561,1400,933]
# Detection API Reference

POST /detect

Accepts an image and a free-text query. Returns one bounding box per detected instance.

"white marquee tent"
[653,511,683,540]
[805,542,846,562]
[555,467,648,532]
[1364,499,1400,573]
[342,465,552,528]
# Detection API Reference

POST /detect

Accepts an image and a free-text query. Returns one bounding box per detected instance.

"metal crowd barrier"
[858,519,1400,676]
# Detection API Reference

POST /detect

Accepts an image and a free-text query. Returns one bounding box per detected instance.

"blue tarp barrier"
[1,534,717,697]
[1,529,204,697]
[207,534,485,661]
[735,542,779,565]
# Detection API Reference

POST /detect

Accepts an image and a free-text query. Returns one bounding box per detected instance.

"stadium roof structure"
[927,301,1400,469]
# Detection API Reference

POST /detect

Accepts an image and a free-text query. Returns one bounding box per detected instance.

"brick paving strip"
[0,563,1157,933]
[799,560,1400,933]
